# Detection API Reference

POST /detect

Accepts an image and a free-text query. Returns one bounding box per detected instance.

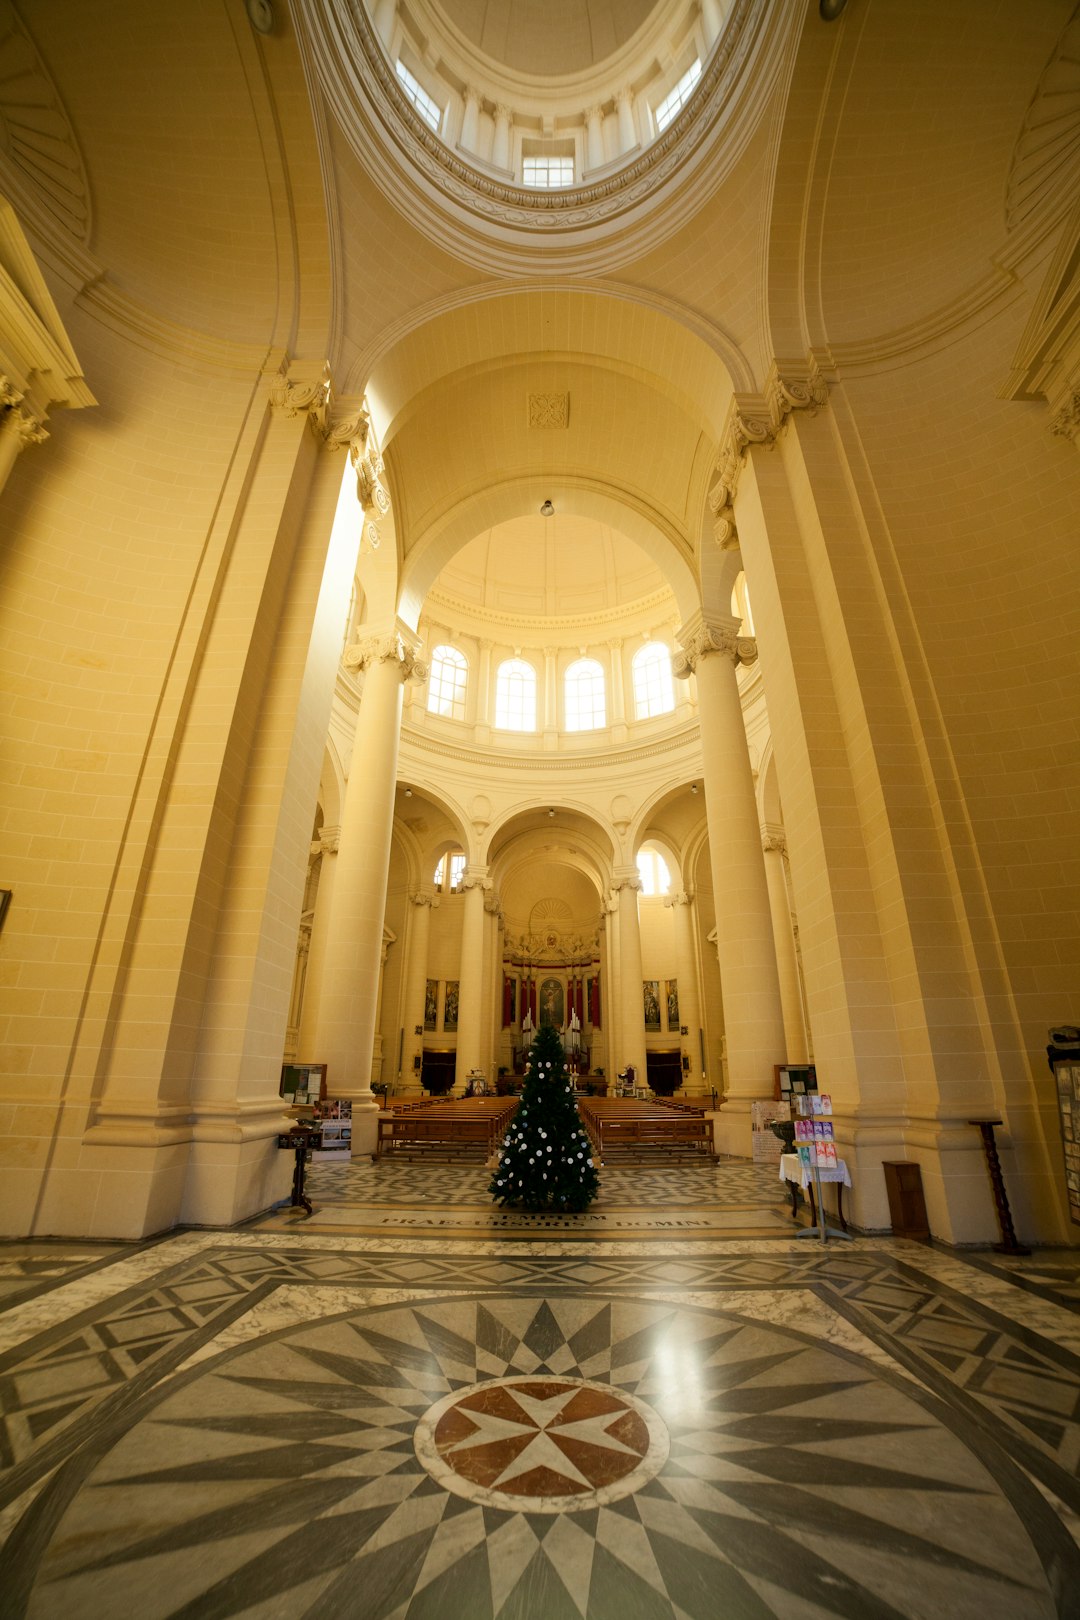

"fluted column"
[401,890,435,1092]
[456,869,489,1085]
[614,871,648,1082]
[492,104,512,170]
[667,890,703,1082]
[675,614,785,1153]
[373,0,396,45]
[317,629,426,1151]
[616,86,636,153]
[460,87,481,154]
[700,0,724,46]
[762,830,809,1062]
[585,105,604,170]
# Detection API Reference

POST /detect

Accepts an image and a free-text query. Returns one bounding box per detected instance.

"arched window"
[495,658,536,732]
[636,848,671,896]
[427,644,468,720]
[434,852,466,892]
[564,657,606,732]
[632,642,675,719]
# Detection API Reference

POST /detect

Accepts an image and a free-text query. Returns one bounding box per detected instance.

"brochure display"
[793,1094,853,1243]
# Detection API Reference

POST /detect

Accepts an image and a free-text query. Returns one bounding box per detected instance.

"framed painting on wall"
[539,977,563,1028]
[643,980,661,1031]
[443,980,459,1031]
[666,979,679,1030]
[424,979,438,1031]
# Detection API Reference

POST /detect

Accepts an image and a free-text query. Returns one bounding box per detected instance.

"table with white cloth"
[779,1153,852,1231]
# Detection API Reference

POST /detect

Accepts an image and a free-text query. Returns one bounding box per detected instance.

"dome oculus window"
[396,61,442,132]
[495,658,537,731]
[632,643,675,719]
[654,60,701,133]
[523,154,575,189]
[564,657,606,732]
[427,644,468,720]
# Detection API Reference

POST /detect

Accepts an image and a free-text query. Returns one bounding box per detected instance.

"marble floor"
[1,1158,1078,1619]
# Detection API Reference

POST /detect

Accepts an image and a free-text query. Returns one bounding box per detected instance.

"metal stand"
[796,1159,853,1243]
[277,1129,320,1215]
[968,1118,1030,1255]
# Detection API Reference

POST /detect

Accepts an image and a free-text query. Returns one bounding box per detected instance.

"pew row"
[377,1097,518,1159]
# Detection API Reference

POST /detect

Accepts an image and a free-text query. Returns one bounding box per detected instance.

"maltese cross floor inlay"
[415,1375,668,1511]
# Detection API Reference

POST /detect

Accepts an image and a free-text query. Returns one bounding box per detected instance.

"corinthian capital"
[713,358,829,507]
[3,400,49,446]
[762,830,787,857]
[665,890,693,908]
[673,617,757,678]
[1050,386,1080,443]
[343,630,428,684]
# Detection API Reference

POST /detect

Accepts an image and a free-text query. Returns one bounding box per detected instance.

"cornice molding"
[423,583,676,637]
[400,719,701,772]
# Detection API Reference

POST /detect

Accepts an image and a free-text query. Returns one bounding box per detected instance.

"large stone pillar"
[667,891,703,1084]
[317,628,426,1153]
[675,615,785,1153]
[296,825,339,1059]
[762,830,809,1063]
[401,890,435,1093]
[455,869,489,1086]
[614,871,648,1083]
[483,895,503,1078]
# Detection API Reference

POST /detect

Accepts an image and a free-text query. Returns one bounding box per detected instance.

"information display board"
[280,1062,326,1107]
[1051,1057,1080,1225]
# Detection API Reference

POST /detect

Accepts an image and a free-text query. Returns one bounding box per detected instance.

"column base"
[710,1100,758,1159]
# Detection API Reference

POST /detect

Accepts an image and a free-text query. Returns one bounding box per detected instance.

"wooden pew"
[377,1097,517,1159]
[576,1097,714,1162]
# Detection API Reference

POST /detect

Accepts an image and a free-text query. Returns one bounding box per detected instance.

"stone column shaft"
[296,827,339,1058]
[676,617,785,1152]
[455,872,488,1085]
[762,832,809,1063]
[585,105,604,170]
[317,632,424,1151]
[668,891,703,1081]
[401,892,434,1092]
[615,874,648,1083]
[492,105,512,170]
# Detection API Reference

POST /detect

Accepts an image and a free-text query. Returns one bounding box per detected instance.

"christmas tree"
[490,1024,600,1213]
